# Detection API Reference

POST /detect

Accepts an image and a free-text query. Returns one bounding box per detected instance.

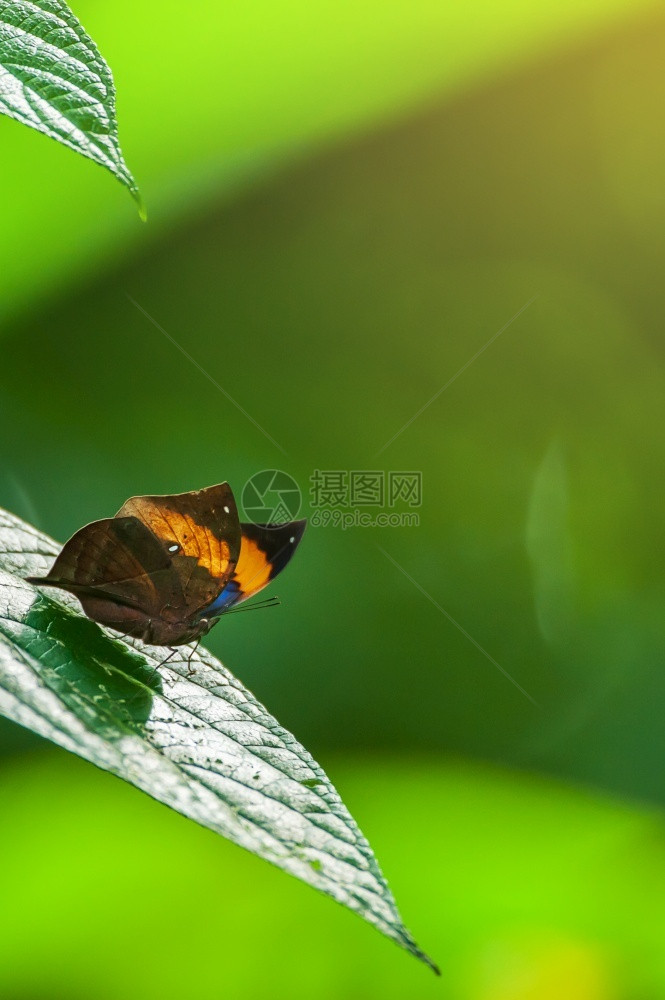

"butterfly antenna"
[221,595,281,616]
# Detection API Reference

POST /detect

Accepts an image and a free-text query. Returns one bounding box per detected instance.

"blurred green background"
[2,0,665,996]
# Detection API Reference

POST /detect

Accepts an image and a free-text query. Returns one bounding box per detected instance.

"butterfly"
[26,483,306,647]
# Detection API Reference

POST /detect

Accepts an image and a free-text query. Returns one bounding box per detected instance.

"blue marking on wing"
[201,580,241,617]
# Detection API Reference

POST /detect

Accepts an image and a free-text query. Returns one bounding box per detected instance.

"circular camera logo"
[241,470,302,526]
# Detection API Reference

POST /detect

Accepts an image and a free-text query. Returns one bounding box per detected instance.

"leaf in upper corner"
[0,505,437,974]
[0,0,140,209]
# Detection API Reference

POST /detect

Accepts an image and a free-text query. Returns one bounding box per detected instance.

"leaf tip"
[133,189,147,222]
[411,943,440,976]
[428,956,442,977]
[399,928,440,976]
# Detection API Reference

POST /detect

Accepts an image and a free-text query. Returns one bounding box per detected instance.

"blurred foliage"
[1,753,664,1000]
[2,0,665,995]
[0,0,658,326]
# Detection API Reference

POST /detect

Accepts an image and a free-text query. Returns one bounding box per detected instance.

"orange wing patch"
[201,520,307,615]
[233,536,273,599]
[118,483,240,583]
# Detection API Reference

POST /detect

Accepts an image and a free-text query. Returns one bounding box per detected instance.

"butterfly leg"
[124,645,177,708]
[185,639,201,678]
[157,647,179,670]
[109,626,138,644]
[139,646,179,690]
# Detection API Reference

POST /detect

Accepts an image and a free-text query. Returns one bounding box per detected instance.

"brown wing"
[27,515,182,618]
[116,482,241,615]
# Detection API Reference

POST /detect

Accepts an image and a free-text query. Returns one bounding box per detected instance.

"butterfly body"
[27,483,305,646]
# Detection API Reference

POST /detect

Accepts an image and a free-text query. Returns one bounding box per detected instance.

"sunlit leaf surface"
[0,506,436,973]
[0,0,138,203]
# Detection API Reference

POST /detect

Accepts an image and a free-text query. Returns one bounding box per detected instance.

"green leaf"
[0,0,140,208]
[0,506,436,974]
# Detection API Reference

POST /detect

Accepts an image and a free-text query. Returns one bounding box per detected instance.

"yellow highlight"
[472,932,615,1000]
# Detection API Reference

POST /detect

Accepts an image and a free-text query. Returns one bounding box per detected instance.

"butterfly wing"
[201,519,307,615]
[116,482,241,617]
[26,515,184,635]
[27,485,294,642]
